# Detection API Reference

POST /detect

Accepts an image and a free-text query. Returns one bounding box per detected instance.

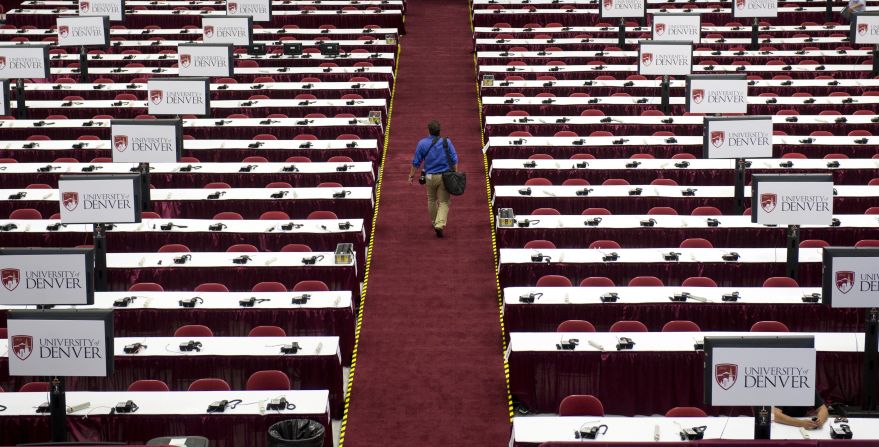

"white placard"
[78,0,124,21]
[703,117,772,159]
[823,248,879,308]
[58,174,142,224]
[652,14,701,43]
[177,44,233,77]
[7,311,113,377]
[57,16,109,47]
[853,13,879,44]
[751,174,833,226]
[686,75,748,114]
[0,80,8,115]
[146,78,210,116]
[600,0,645,18]
[707,337,816,407]
[638,41,692,76]
[0,249,94,305]
[201,16,253,46]
[227,0,271,22]
[111,119,181,163]
[732,0,778,18]
[0,46,50,80]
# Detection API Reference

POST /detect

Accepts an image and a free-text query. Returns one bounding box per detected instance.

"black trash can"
[267,419,326,447]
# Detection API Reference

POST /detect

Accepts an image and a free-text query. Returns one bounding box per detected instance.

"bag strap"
[441,138,455,172]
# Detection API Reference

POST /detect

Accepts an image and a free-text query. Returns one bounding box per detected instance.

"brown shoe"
[434,228,444,238]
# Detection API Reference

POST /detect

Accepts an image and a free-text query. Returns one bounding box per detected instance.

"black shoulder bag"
[440,138,466,196]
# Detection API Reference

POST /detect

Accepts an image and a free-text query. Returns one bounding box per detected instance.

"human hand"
[814,415,827,428]
[801,419,820,430]
[407,175,414,185]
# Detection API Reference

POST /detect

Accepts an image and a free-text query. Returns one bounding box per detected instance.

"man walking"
[408,120,459,238]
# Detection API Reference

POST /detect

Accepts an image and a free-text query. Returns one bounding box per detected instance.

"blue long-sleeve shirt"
[412,136,458,174]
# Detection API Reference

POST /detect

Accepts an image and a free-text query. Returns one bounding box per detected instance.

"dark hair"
[427,120,441,136]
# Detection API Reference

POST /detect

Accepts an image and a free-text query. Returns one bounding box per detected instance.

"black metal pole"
[78,46,88,83]
[785,225,800,280]
[92,224,108,292]
[660,75,670,115]
[15,79,26,120]
[863,307,878,411]
[754,406,771,439]
[873,46,878,77]
[49,377,67,442]
[750,18,759,51]
[734,158,746,215]
[618,18,625,50]
[139,162,152,212]
[825,0,833,22]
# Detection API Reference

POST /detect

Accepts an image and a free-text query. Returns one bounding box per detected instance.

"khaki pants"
[425,173,450,229]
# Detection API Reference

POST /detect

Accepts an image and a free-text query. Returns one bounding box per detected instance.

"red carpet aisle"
[341,0,510,445]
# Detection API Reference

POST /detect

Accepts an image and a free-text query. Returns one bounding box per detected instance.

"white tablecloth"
[499,247,823,264]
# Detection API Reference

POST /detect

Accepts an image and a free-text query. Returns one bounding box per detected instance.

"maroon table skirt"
[508,350,871,416]
[0,305,355,363]
[485,145,879,161]
[477,55,870,67]
[5,11,405,31]
[489,167,878,187]
[38,71,395,84]
[44,54,397,69]
[498,260,823,287]
[504,302,866,334]
[482,102,875,118]
[2,170,375,189]
[472,11,846,28]
[0,412,330,447]
[0,146,381,164]
[16,105,383,120]
[107,264,359,294]
[492,195,873,216]
[495,226,877,249]
[483,122,875,140]
[0,354,344,417]
[481,69,874,81]
[0,197,375,221]
[481,85,877,98]
[527,441,879,447]
[18,87,391,101]
[0,229,368,268]
[0,125,384,143]
[476,41,863,52]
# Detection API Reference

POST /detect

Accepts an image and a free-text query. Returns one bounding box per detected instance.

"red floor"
[341,0,511,445]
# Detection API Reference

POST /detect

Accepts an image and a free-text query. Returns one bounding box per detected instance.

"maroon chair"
[532,207,561,215]
[579,277,615,287]
[292,280,329,292]
[559,395,605,416]
[307,210,338,220]
[19,382,51,392]
[628,276,664,286]
[26,183,52,189]
[248,326,287,337]
[666,407,708,417]
[524,177,552,186]
[194,283,229,292]
[650,178,678,186]
[174,325,213,337]
[856,240,879,247]
[524,240,556,250]
[647,207,678,215]
[610,320,649,332]
[204,182,232,189]
[588,240,620,249]
[681,276,718,287]
[9,209,42,220]
[662,320,702,332]
[557,320,596,332]
[252,282,287,293]
[158,244,190,253]
[128,380,170,392]
[260,211,291,220]
[317,182,344,188]
[751,321,789,332]
[562,179,590,186]
[128,282,164,292]
[679,238,713,248]
[213,212,244,220]
[188,378,231,391]
[799,239,829,248]
[762,277,799,287]
[246,370,291,390]
[582,208,612,215]
[602,178,630,186]
[691,206,722,216]
[141,212,161,219]
[227,244,259,253]
[866,207,879,215]
[266,182,293,189]
[535,275,572,287]
[281,244,312,252]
